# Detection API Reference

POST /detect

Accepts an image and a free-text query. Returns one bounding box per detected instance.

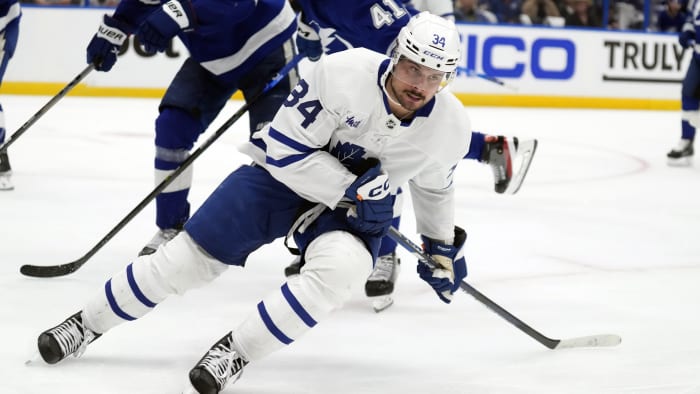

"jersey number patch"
[283,79,323,129]
[370,0,407,29]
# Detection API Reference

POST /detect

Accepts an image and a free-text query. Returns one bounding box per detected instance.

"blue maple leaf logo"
[330,141,367,171]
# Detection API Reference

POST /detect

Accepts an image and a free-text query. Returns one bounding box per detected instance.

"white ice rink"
[1,94,699,394]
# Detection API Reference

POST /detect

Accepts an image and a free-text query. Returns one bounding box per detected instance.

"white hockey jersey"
[243,48,471,241]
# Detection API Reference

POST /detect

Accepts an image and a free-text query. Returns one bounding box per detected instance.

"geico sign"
[462,35,576,80]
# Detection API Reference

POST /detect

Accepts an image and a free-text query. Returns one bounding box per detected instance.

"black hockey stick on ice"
[0,64,94,153]
[387,226,622,350]
[20,54,303,278]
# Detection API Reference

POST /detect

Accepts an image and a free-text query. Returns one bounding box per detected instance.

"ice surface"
[1,95,699,393]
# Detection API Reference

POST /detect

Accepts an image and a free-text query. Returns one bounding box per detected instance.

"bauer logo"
[459,34,576,80]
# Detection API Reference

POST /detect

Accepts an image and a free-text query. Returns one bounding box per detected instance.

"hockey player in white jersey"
[36,13,470,393]
[289,0,530,311]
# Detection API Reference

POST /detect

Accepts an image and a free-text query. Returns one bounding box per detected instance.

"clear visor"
[391,57,452,91]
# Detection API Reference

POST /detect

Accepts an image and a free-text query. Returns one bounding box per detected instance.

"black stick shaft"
[1,64,94,152]
[20,54,303,278]
[387,226,560,349]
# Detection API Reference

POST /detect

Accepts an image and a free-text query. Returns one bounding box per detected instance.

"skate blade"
[182,381,199,394]
[371,296,394,313]
[0,179,14,191]
[25,351,42,366]
[667,157,692,167]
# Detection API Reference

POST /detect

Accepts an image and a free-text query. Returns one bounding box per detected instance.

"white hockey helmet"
[391,12,461,85]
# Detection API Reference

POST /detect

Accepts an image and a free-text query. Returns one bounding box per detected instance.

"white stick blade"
[555,334,622,349]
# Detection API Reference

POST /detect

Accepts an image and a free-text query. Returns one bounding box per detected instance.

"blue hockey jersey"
[292,0,419,55]
[113,0,296,84]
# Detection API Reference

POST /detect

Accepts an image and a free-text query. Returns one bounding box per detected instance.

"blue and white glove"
[296,13,322,61]
[344,160,395,236]
[136,0,194,53]
[86,15,130,72]
[417,226,468,304]
[679,21,695,48]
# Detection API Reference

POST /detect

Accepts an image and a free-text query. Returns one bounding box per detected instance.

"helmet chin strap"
[384,73,416,120]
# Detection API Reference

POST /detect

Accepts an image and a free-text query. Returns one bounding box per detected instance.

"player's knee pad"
[299,231,374,307]
[232,231,372,362]
[83,232,228,333]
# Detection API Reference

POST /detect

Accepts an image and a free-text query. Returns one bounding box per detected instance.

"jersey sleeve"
[261,57,357,208]
[409,96,471,242]
[409,160,459,242]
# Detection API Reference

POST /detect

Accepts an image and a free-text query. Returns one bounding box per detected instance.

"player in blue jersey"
[37,13,471,393]
[0,0,21,190]
[288,0,524,312]
[84,0,298,254]
[406,0,455,20]
[669,0,697,166]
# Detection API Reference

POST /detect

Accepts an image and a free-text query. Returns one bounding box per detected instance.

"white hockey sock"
[83,232,228,333]
[232,231,373,361]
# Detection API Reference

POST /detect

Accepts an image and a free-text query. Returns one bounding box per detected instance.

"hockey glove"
[679,22,695,48]
[417,226,467,304]
[481,135,517,194]
[86,15,130,72]
[344,160,394,236]
[136,0,194,53]
[296,13,322,61]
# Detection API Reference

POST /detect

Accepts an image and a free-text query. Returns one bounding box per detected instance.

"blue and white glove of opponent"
[417,226,468,304]
[136,0,194,53]
[86,15,131,71]
[344,160,395,236]
[296,13,322,61]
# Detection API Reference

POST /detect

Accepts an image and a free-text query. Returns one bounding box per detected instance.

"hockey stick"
[0,64,94,153]
[387,226,622,350]
[20,54,303,278]
[460,68,519,92]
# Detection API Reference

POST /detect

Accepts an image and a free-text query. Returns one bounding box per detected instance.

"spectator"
[25,0,80,5]
[565,0,602,27]
[89,0,120,6]
[484,0,523,24]
[615,0,644,29]
[408,0,455,20]
[521,0,562,25]
[657,0,686,32]
[454,0,499,23]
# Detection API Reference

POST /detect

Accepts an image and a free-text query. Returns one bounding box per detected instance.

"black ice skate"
[365,253,401,312]
[138,227,181,256]
[187,332,248,394]
[667,138,694,166]
[0,150,13,191]
[37,311,101,364]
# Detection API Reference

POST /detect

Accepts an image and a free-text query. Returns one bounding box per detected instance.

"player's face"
[390,59,445,111]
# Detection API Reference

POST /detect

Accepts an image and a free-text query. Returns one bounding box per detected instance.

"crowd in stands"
[452,0,685,31]
[17,0,687,32]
